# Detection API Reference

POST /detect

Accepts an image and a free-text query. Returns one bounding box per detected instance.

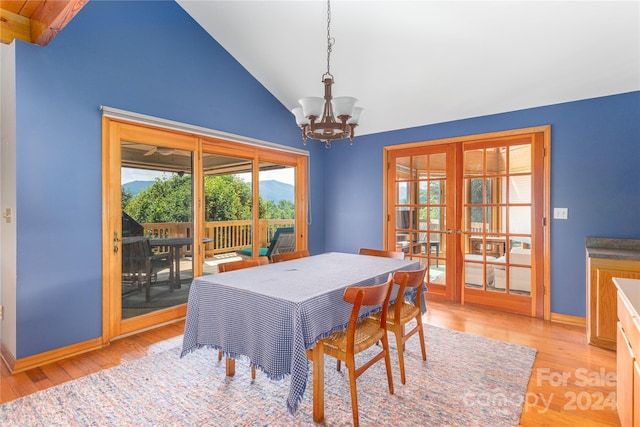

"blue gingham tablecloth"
[180,252,421,414]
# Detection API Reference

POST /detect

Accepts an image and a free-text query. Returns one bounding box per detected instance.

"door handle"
[113,232,120,254]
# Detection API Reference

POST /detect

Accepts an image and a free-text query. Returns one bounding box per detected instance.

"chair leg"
[346,358,360,427]
[251,366,256,380]
[416,316,427,361]
[382,333,395,394]
[336,360,341,371]
[218,351,222,362]
[394,327,407,385]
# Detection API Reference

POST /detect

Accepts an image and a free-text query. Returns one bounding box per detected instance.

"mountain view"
[122,179,294,203]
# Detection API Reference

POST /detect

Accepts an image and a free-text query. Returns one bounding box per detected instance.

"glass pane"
[465,206,484,233]
[429,257,446,284]
[418,181,428,204]
[121,141,193,320]
[430,207,444,228]
[396,182,409,204]
[509,175,531,203]
[429,153,446,179]
[509,144,531,173]
[414,155,427,179]
[464,258,493,289]
[485,178,493,203]
[396,208,416,230]
[486,147,507,175]
[468,178,484,204]
[258,163,296,257]
[395,156,411,180]
[464,149,484,175]
[509,206,531,234]
[508,266,531,295]
[430,180,443,204]
[201,153,254,273]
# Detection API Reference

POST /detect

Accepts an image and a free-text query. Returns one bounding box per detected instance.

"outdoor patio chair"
[121,236,174,302]
[237,227,297,260]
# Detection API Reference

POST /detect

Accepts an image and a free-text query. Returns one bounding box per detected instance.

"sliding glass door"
[104,118,308,340]
[120,141,194,321]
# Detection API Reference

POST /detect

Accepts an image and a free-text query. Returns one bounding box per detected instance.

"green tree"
[125,175,193,223]
[204,175,253,221]
[124,173,294,223]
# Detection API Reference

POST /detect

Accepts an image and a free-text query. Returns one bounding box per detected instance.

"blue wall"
[323,92,640,317]
[11,0,640,358]
[13,0,323,358]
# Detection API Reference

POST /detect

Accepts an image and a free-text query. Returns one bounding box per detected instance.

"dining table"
[180,251,422,422]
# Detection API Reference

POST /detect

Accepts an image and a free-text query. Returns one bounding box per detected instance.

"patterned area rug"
[0,324,536,426]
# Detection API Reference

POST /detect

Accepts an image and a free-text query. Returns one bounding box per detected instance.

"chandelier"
[291,0,363,148]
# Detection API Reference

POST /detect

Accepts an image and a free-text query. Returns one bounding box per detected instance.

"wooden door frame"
[383,125,551,320]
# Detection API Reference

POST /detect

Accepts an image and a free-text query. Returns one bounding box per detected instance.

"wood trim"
[2,337,103,374]
[101,106,308,157]
[550,312,586,327]
[384,125,552,152]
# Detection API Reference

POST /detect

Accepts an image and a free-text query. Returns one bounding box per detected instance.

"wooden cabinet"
[587,257,640,350]
[615,278,640,426]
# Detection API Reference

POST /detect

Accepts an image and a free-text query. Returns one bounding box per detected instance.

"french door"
[386,144,458,302]
[385,127,549,318]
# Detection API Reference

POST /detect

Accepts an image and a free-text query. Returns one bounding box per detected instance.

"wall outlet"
[554,208,568,219]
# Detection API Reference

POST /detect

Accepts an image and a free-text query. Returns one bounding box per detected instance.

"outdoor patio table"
[148,237,213,287]
[180,251,421,421]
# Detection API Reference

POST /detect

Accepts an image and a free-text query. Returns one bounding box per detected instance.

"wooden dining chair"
[369,265,428,385]
[217,256,269,272]
[319,274,394,427]
[270,249,310,263]
[358,247,405,259]
[216,255,269,379]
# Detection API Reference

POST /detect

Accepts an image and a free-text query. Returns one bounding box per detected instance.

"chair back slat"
[271,250,310,263]
[358,247,405,259]
[218,256,269,272]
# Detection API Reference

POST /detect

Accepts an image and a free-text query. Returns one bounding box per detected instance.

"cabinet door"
[618,322,634,426]
[589,258,640,349]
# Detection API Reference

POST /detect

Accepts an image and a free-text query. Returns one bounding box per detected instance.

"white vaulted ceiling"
[177,0,640,136]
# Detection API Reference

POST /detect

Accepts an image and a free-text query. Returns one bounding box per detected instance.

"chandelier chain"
[324,0,334,80]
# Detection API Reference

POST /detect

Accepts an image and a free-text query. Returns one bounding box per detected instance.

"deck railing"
[142,219,295,258]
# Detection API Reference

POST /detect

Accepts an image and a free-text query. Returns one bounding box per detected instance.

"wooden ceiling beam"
[0,0,86,46]
[0,7,31,44]
[30,0,86,46]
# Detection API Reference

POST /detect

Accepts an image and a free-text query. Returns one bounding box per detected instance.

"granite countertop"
[586,237,640,261]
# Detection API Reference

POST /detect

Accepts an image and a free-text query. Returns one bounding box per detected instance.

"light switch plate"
[554,208,568,219]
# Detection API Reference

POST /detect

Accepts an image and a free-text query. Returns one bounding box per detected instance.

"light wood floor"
[0,301,620,426]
